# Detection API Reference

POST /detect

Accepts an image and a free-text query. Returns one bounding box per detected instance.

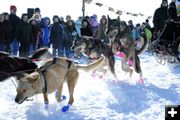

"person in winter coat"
[132,23,143,49]
[49,15,63,57]
[176,0,180,17]
[141,23,152,41]
[167,0,180,59]
[153,0,169,33]
[3,12,12,53]
[32,8,41,23]
[16,14,33,57]
[132,24,141,41]
[75,17,82,37]
[80,19,93,37]
[0,13,9,52]
[144,19,151,30]
[9,5,20,56]
[97,15,109,44]
[89,14,99,38]
[64,20,77,58]
[128,20,134,32]
[40,17,50,48]
[169,0,178,20]
[28,18,42,54]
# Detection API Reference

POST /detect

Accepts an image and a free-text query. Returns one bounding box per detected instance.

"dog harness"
[38,58,72,93]
[38,58,57,93]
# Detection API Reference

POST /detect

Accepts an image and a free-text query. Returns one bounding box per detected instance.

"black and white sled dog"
[71,36,116,76]
[106,16,148,81]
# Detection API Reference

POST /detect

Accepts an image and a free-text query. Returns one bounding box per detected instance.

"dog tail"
[76,55,105,72]
[137,33,148,55]
[29,48,52,60]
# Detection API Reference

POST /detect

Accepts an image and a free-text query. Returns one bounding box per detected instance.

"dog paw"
[91,71,98,78]
[138,78,144,84]
[61,95,66,100]
[61,104,70,112]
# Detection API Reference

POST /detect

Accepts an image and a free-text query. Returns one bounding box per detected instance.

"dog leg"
[61,70,79,112]
[122,58,133,77]
[133,51,144,83]
[67,71,78,105]
[43,93,49,109]
[55,84,63,102]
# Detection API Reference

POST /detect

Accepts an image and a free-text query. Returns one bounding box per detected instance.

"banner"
[85,0,152,19]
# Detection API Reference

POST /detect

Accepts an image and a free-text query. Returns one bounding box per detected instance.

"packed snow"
[0,52,180,120]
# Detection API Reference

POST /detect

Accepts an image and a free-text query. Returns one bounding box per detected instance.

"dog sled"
[149,20,180,64]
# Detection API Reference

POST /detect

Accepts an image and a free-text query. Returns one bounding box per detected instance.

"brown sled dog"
[15,55,105,111]
[106,16,148,80]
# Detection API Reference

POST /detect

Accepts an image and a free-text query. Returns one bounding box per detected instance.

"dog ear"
[28,72,39,83]
[117,16,120,22]
[107,15,111,22]
[31,72,39,80]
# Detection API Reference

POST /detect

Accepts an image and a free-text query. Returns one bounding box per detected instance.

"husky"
[106,16,148,81]
[15,55,105,112]
[0,48,52,81]
[71,36,116,76]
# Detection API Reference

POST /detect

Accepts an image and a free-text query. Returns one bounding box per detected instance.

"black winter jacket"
[9,14,20,40]
[153,7,168,32]
[16,21,33,43]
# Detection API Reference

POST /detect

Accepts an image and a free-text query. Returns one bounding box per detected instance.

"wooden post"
[82,0,85,19]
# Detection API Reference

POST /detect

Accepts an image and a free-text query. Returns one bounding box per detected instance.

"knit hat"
[162,0,168,3]
[162,0,168,4]
[161,0,168,6]
[34,7,40,13]
[10,5,17,11]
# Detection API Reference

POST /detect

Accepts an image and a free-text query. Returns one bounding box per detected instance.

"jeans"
[10,39,19,56]
[29,43,37,55]
[0,41,6,51]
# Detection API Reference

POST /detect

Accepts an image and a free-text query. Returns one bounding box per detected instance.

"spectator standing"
[28,18,41,54]
[40,17,50,48]
[9,5,20,56]
[3,12,12,53]
[89,14,99,38]
[75,17,82,37]
[0,13,9,51]
[153,0,169,33]
[80,19,93,37]
[49,15,63,57]
[16,14,33,57]
[128,20,134,32]
[65,20,77,58]
[97,15,109,44]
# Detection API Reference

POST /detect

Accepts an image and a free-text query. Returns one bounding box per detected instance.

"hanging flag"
[147,16,152,19]
[95,3,103,7]
[85,0,150,18]
[132,14,138,17]
[84,0,93,4]
[108,7,115,12]
[116,10,122,15]
[139,13,144,16]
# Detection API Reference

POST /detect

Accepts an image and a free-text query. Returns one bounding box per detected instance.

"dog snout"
[15,97,19,103]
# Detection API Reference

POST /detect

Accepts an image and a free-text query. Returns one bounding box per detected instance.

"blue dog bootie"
[61,104,70,112]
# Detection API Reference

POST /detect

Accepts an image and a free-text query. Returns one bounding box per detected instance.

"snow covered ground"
[0,52,180,120]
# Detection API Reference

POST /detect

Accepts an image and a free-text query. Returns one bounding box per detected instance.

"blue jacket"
[41,17,50,45]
